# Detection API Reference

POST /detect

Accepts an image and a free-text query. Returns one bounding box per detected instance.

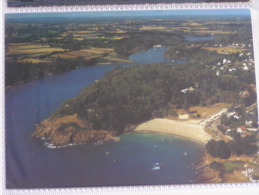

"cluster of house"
[214,43,252,49]
[225,111,258,137]
[211,44,254,76]
[225,125,258,137]
[236,125,258,135]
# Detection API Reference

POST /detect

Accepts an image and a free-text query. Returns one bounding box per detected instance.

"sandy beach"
[135,118,211,144]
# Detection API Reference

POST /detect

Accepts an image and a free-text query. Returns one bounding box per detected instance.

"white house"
[181,87,194,94]
[243,66,249,71]
[237,126,247,134]
[233,115,240,119]
[181,89,189,93]
[227,129,232,133]
[246,120,254,126]
[223,59,227,64]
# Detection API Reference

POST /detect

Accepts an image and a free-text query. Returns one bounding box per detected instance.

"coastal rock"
[72,130,119,144]
[32,114,119,146]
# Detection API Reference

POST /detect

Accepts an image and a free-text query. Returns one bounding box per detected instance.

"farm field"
[202,46,247,54]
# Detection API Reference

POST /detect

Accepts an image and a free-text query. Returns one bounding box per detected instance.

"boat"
[151,165,160,170]
[151,162,161,170]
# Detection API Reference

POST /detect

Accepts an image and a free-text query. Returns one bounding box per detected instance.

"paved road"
[198,109,227,127]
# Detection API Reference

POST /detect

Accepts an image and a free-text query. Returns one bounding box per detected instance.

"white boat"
[46,144,56,149]
[151,166,160,170]
[152,162,161,170]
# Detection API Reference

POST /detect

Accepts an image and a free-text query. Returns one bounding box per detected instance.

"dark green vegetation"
[53,62,254,133]
[6,58,97,86]
[206,134,258,159]
[209,161,244,174]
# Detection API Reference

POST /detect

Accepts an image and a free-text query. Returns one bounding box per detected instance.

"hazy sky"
[6,9,250,19]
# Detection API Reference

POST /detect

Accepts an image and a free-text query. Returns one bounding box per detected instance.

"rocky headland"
[32,114,119,146]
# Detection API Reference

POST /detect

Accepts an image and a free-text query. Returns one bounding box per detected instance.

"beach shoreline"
[134,118,211,144]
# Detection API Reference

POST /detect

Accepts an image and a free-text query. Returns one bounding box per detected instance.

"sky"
[6,9,250,19]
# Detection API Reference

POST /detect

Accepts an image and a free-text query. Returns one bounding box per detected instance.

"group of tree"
[206,134,258,159]
[52,62,253,133]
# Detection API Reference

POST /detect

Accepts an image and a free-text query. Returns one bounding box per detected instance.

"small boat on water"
[151,162,161,170]
[46,144,56,149]
[151,165,160,170]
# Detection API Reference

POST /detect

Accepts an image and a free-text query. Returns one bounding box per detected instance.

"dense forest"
[52,62,254,133]
[165,46,225,65]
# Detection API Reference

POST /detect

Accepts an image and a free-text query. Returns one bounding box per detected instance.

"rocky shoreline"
[32,114,120,147]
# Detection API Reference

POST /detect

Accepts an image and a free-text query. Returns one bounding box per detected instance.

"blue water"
[185,36,214,42]
[129,47,186,64]
[6,47,203,189]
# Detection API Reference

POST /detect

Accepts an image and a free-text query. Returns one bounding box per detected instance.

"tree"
[206,140,231,159]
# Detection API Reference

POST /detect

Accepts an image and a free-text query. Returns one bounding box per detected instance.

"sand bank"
[135,118,211,144]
